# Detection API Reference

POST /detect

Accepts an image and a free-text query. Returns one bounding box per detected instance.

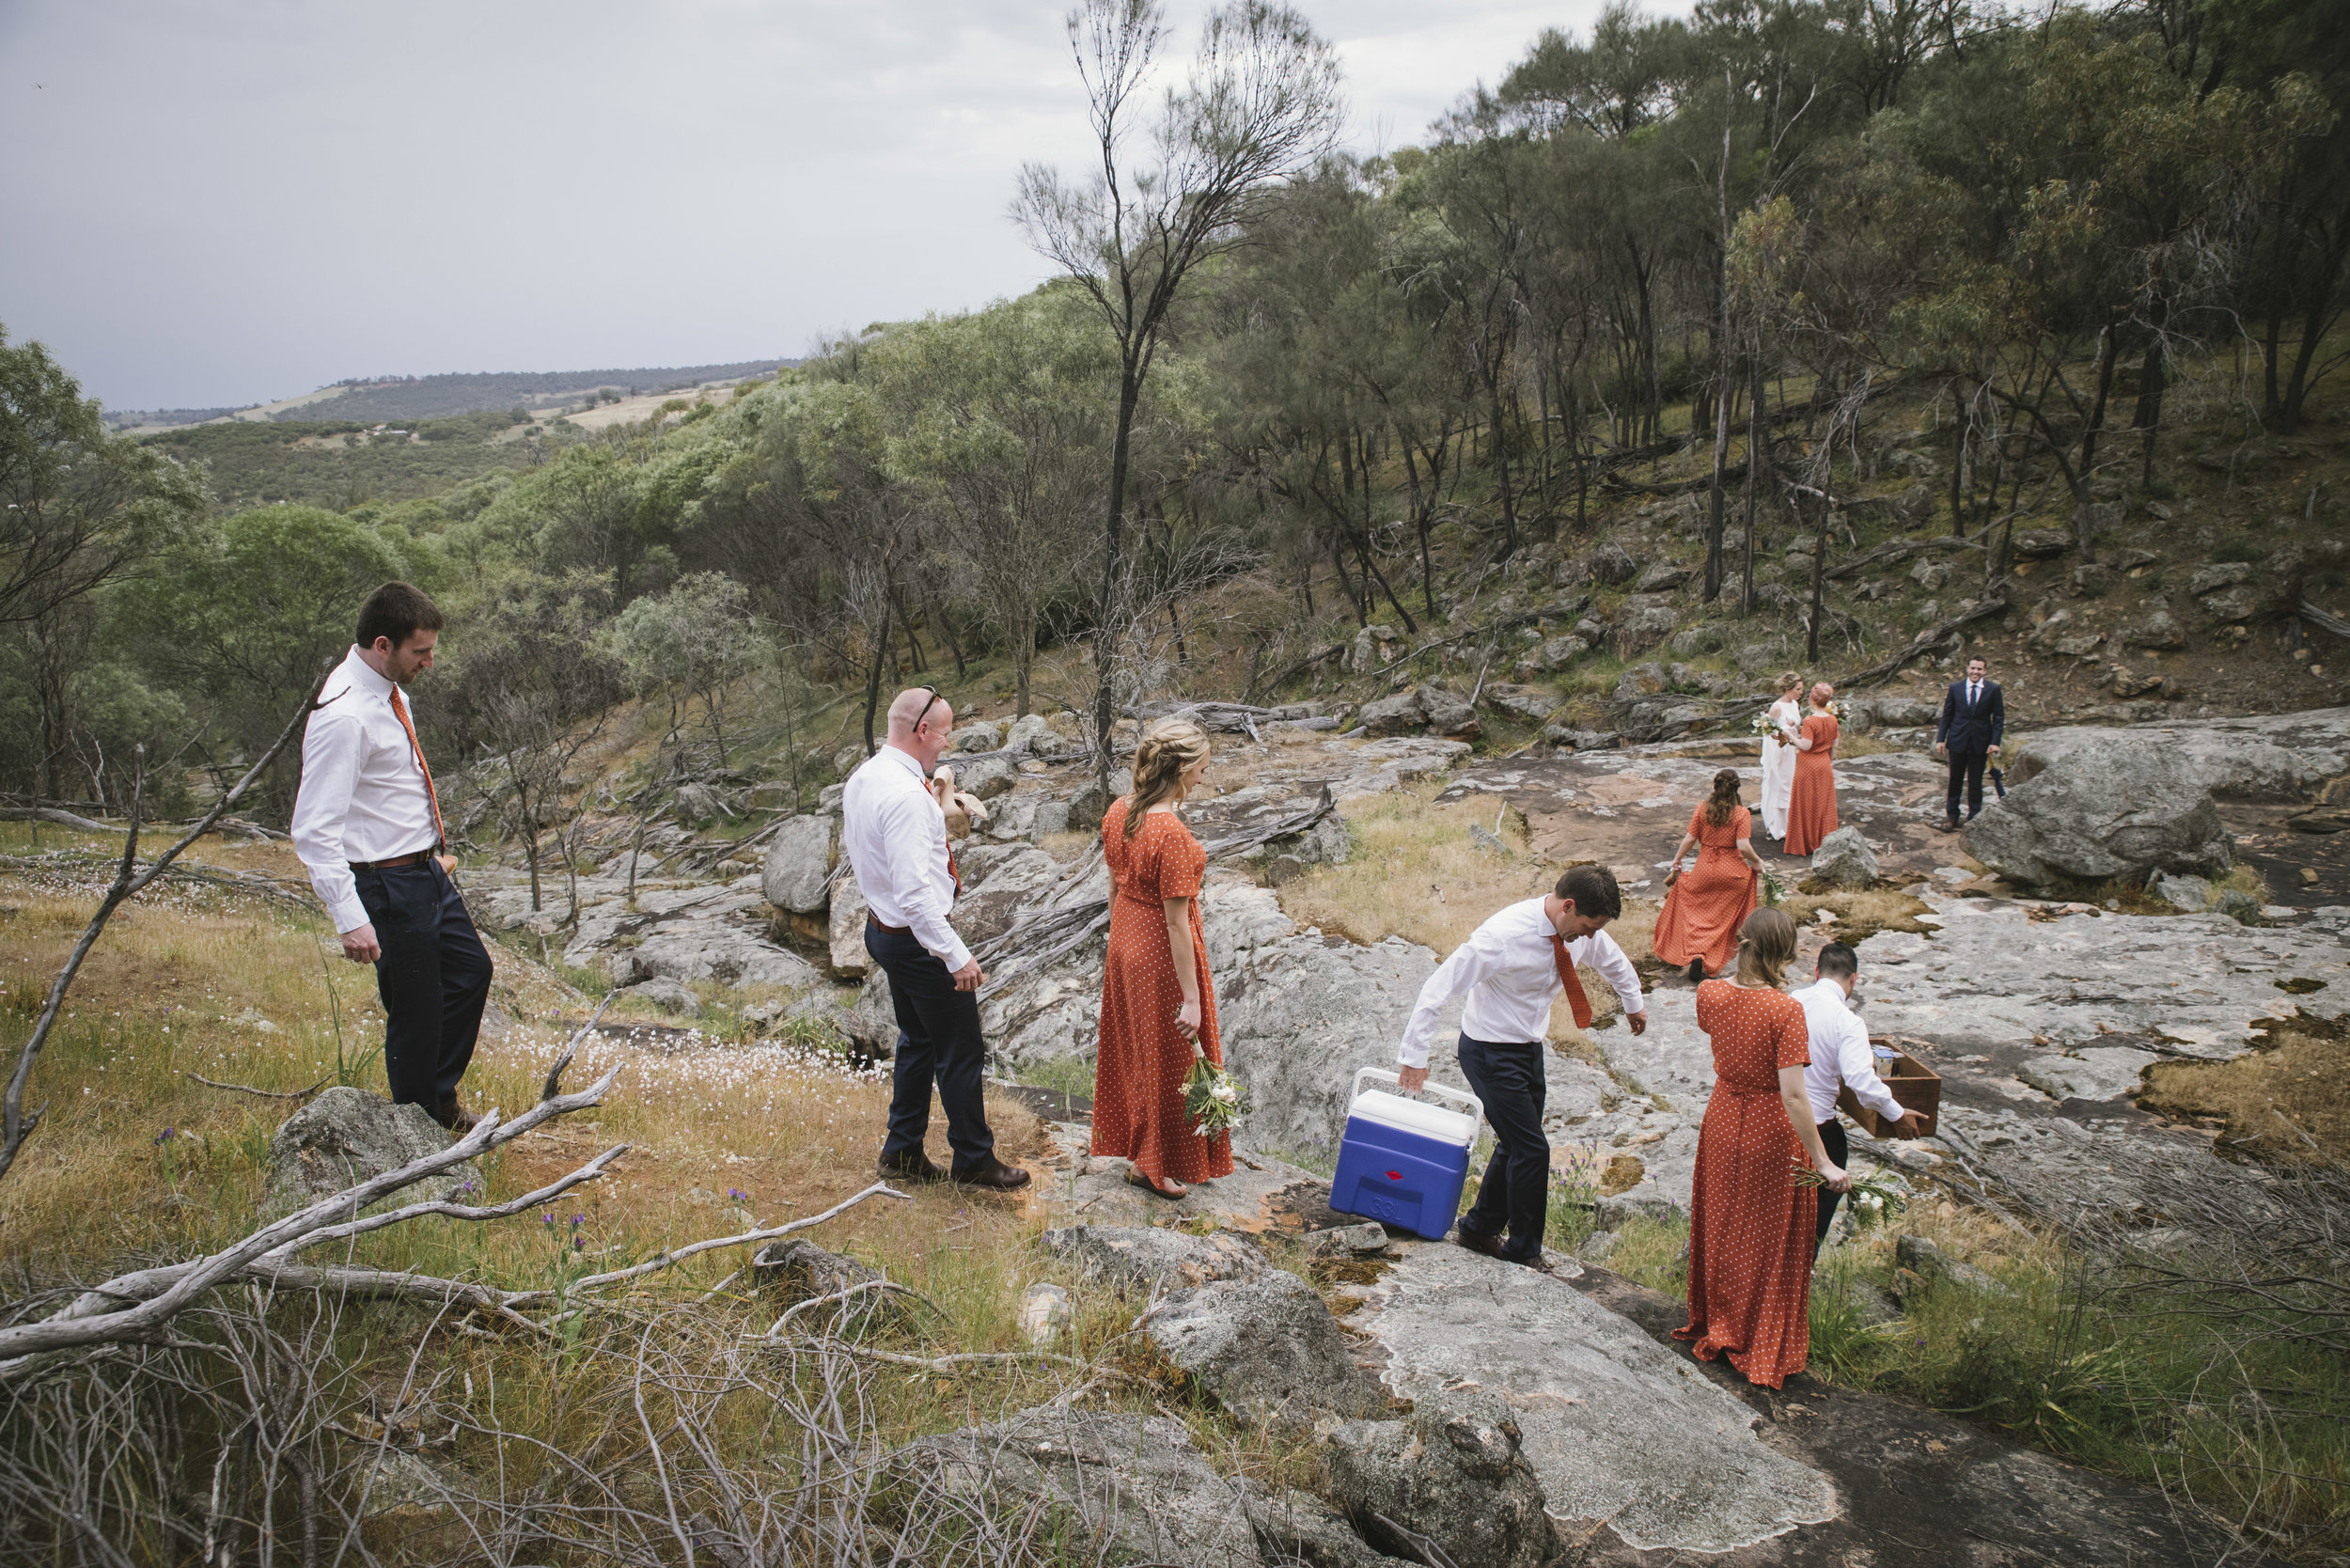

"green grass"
[1009,1054,1096,1105]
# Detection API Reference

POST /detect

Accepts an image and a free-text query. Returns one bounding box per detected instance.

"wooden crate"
[1836,1043,1942,1138]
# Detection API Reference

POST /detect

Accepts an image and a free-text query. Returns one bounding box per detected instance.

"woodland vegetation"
[5,0,2347,823]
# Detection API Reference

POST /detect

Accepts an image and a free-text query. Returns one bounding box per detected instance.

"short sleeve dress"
[1674,979,1816,1389]
[1090,799,1232,1184]
[1650,805,1761,977]
[1782,712,1841,856]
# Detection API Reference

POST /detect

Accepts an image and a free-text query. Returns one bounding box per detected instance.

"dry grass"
[1777,886,1936,943]
[2140,1022,2349,1167]
[1275,784,1650,1040]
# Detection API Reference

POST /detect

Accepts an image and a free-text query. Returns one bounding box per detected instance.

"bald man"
[839,687,1029,1191]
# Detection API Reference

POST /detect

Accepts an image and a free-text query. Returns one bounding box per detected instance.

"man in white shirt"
[1396,864,1647,1266]
[290,583,494,1130]
[841,686,1028,1191]
[1795,943,1919,1250]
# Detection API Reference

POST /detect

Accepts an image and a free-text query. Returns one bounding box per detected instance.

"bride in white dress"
[1758,671,1804,840]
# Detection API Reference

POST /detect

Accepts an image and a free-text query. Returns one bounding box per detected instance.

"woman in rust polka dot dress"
[1091,719,1232,1199]
[1675,907,1851,1388]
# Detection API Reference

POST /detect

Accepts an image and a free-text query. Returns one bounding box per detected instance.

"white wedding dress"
[1759,698,1801,839]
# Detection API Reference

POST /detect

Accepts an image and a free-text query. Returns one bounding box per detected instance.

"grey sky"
[1,1,1670,412]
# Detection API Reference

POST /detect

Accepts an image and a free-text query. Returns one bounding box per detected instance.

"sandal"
[1124,1168,1188,1200]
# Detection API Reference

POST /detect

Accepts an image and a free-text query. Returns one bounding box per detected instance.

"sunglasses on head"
[912,686,944,730]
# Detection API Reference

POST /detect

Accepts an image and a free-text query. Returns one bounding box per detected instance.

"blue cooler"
[1329,1068,1483,1240]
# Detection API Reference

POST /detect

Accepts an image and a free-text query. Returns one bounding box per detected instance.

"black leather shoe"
[1457,1227,1542,1267]
[954,1159,1032,1192]
[1933,818,1961,834]
[877,1152,946,1184]
[431,1099,478,1134]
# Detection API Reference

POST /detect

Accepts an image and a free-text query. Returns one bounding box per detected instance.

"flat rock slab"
[1562,1265,2264,1567]
[1030,1120,1331,1234]
[1348,1241,1839,1554]
[2016,1045,2161,1103]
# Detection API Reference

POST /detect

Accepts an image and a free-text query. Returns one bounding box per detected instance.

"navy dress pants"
[353,859,494,1109]
[866,921,995,1175]
[1454,1032,1549,1262]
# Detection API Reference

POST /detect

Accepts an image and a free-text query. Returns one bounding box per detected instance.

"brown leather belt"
[867,913,911,934]
[351,851,433,871]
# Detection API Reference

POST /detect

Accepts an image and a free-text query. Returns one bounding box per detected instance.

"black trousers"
[1455,1033,1549,1261]
[866,921,995,1175]
[1813,1118,1849,1249]
[353,859,493,1109]
[1945,741,1990,822]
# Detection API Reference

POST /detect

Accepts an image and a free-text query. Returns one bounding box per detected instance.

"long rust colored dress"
[1782,712,1841,856]
[1651,805,1761,977]
[1676,980,1816,1388]
[1090,799,1232,1184]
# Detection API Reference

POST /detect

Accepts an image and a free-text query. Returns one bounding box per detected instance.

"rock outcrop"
[1324,1392,1559,1568]
[1040,1224,1266,1291]
[263,1088,479,1217]
[1964,740,2232,888]
[1144,1269,1387,1434]
[1807,826,1880,888]
[760,813,837,914]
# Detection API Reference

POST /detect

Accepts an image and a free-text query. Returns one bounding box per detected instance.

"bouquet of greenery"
[1827,699,1851,723]
[1184,1058,1248,1138]
[1760,870,1788,906]
[1748,709,1778,739]
[1791,1158,1906,1225]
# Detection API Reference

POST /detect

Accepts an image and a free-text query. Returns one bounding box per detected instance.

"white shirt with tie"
[290,646,442,934]
[1398,898,1645,1069]
[1966,680,1983,710]
[1794,977,1904,1125]
[839,745,971,974]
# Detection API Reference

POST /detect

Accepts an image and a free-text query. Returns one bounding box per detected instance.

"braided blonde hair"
[1123,718,1212,839]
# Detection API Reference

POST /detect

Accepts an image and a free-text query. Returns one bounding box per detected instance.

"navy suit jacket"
[1937,679,2004,751]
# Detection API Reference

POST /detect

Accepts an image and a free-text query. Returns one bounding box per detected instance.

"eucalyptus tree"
[1016,0,1344,784]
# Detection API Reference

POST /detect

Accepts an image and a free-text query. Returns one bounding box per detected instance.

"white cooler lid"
[1348,1088,1477,1148]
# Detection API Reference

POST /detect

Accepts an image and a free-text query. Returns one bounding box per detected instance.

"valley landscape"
[4,0,2349,1564]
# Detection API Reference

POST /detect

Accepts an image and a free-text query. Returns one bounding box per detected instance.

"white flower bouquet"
[1827,699,1851,723]
[1748,710,1778,739]
[1791,1157,1906,1226]
[1184,1058,1248,1138]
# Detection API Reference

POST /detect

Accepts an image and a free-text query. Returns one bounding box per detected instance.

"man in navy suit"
[1934,655,2004,831]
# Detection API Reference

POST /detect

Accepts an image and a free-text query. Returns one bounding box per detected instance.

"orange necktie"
[1548,934,1595,1029]
[387,684,446,855]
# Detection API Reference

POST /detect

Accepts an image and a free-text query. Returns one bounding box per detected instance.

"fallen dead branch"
[186,1073,330,1102]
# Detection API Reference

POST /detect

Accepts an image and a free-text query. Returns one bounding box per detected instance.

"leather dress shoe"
[877,1152,946,1184]
[1456,1226,1542,1268]
[1932,818,1961,834]
[431,1099,478,1134]
[954,1159,1032,1192]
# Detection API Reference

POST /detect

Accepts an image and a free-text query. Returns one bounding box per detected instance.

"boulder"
[1872,696,1939,729]
[2013,528,2074,559]
[840,969,898,1060]
[1356,690,1427,737]
[1668,624,1724,657]
[948,844,1059,946]
[751,1238,882,1301]
[1962,736,2232,888]
[2123,604,2187,651]
[2068,562,2115,598]
[1350,623,1402,674]
[1144,1269,1387,1433]
[1306,1222,1391,1257]
[1040,1224,1265,1291]
[897,1408,1261,1566]
[1617,603,1679,651]
[2215,887,2264,925]
[950,720,1003,752]
[1480,683,1562,724]
[2187,562,2252,596]
[1543,725,1622,751]
[828,877,870,976]
[1613,662,1668,703]
[2201,586,2261,623]
[262,1088,480,1218]
[1808,827,1880,888]
[1064,778,1114,834]
[953,753,1021,801]
[1588,542,1637,586]
[1633,561,1692,593]
[1418,689,1480,738]
[607,921,821,992]
[1909,557,1953,592]
[622,977,701,1015]
[1324,1393,1559,1568]
[760,814,838,914]
[1005,713,1068,758]
[1535,635,1589,670]
[2149,871,2211,912]
[671,781,733,827]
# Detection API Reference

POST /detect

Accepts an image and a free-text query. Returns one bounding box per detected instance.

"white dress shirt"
[1795,977,1904,1124]
[290,646,442,934]
[1398,897,1645,1068]
[839,745,970,974]
[1966,680,1982,709]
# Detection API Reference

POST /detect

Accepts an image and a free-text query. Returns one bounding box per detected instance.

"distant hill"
[139,411,585,511]
[107,358,797,431]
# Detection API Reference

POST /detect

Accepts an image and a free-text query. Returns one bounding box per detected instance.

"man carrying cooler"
[1397,864,1647,1268]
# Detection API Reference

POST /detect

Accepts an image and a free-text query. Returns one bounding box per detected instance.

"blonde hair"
[1123,718,1212,839]
[1777,670,1803,695]
[1734,907,1798,989]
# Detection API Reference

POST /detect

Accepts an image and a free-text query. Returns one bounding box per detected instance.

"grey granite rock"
[2149,871,2211,912]
[760,813,837,914]
[1808,826,1880,888]
[1145,1269,1387,1433]
[1357,690,1426,737]
[262,1088,479,1218]
[1324,1392,1559,1568]
[1963,741,2231,887]
[1040,1224,1267,1291]
[2016,1046,2160,1103]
